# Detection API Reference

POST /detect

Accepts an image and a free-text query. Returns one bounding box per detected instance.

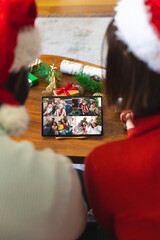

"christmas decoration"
[28,73,39,87]
[75,85,85,95]
[74,72,103,93]
[33,62,52,82]
[60,60,84,75]
[42,64,61,95]
[83,65,106,80]
[60,60,106,80]
[29,58,42,73]
[53,83,80,96]
[30,61,62,95]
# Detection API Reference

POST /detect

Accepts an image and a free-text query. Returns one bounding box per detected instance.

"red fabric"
[0,0,37,105]
[85,114,160,240]
[0,87,20,106]
[63,123,67,129]
[145,0,160,37]
[127,127,136,137]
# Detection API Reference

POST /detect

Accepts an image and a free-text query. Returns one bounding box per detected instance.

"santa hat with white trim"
[114,0,160,73]
[0,0,41,135]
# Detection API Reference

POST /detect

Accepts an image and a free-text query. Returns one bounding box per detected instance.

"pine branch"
[74,72,103,93]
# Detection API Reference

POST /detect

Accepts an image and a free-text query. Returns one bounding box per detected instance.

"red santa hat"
[0,0,40,135]
[0,0,40,106]
[114,0,160,73]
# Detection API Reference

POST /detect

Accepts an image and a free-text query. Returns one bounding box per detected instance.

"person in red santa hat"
[85,0,160,240]
[0,1,87,240]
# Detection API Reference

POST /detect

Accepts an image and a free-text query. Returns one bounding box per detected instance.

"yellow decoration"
[42,64,59,95]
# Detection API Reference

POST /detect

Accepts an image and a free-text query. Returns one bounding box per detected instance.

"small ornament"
[75,85,85,95]
[29,58,42,73]
[93,92,104,97]
[42,64,62,95]
[46,65,57,90]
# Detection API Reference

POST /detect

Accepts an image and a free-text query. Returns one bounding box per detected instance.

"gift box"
[28,73,39,87]
[53,89,79,96]
[53,83,80,96]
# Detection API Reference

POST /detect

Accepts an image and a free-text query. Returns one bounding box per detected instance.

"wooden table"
[13,55,127,162]
[36,0,118,16]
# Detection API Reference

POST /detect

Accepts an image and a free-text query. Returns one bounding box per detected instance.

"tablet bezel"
[41,96,103,137]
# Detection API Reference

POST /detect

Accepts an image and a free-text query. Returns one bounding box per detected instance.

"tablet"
[42,96,103,137]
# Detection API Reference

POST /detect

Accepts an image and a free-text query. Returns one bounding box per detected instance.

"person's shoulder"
[86,138,129,165]
[1,135,71,167]
[0,134,35,155]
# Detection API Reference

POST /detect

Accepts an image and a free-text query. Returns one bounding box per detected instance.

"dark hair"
[0,68,29,106]
[105,20,160,117]
[62,118,66,123]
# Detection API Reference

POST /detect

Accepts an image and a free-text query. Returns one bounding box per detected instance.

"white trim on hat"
[114,0,160,73]
[0,104,29,135]
[9,26,41,73]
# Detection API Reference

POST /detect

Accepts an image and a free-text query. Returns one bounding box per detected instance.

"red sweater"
[85,114,160,240]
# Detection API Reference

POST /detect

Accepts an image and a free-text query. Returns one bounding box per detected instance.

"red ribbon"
[55,83,78,96]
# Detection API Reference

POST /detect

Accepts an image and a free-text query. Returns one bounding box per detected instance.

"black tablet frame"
[41,96,103,137]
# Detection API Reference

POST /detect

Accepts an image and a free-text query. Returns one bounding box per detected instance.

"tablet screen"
[42,96,103,137]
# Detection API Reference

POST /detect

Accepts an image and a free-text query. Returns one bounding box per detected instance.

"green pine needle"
[35,63,51,81]
[74,72,103,93]
[33,63,61,83]
[55,72,61,80]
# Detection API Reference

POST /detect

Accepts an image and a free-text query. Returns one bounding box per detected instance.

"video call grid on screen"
[42,96,103,137]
